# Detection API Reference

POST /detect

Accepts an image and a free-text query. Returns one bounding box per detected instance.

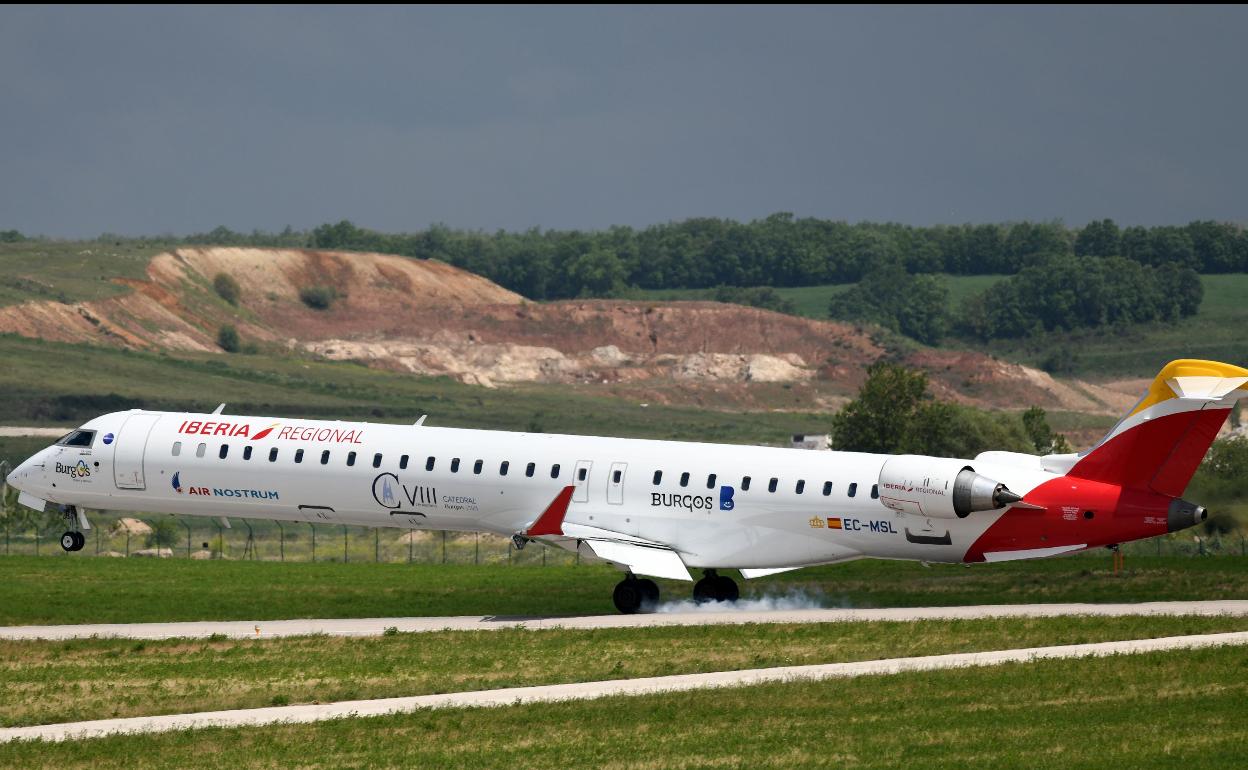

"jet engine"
[877,455,1023,519]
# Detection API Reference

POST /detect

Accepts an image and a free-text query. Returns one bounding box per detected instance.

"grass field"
[2,645,1243,768]
[3,614,1246,728]
[0,334,826,443]
[0,556,1245,626]
[0,241,161,308]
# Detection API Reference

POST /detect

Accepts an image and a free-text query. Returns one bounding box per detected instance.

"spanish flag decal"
[827,517,842,529]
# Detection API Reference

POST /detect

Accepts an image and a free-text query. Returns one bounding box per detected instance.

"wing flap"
[584,539,693,581]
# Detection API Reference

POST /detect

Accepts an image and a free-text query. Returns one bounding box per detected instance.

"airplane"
[5,359,1245,614]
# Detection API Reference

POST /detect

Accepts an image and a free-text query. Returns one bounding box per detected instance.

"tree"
[217,324,240,353]
[832,363,1035,457]
[1021,407,1072,454]
[831,363,932,454]
[213,273,241,305]
[1075,219,1120,257]
[829,262,950,345]
[568,247,627,297]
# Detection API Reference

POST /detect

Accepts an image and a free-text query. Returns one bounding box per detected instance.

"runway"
[3,600,1247,640]
[3,630,1245,743]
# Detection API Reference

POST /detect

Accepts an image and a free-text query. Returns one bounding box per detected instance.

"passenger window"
[706,473,717,489]
[526,462,536,478]
[768,477,778,493]
[613,470,622,483]
[796,480,805,494]
[243,446,252,461]
[822,481,832,496]
[269,448,278,462]
[426,456,435,472]
[196,443,206,458]
[451,458,460,473]
[347,451,357,467]
[578,467,588,481]
[294,449,304,464]
[741,476,751,491]
[172,441,182,457]
[653,470,663,485]
[848,483,858,498]
[400,455,409,470]
[551,464,561,479]
[500,461,510,476]
[373,453,382,468]
[219,444,229,459]
[871,484,879,499]
[321,450,330,465]
[474,459,483,475]
[680,472,690,487]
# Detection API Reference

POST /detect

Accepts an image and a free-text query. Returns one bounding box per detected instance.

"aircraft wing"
[520,486,693,581]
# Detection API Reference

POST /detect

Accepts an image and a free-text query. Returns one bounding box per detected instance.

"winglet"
[526,485,575,537]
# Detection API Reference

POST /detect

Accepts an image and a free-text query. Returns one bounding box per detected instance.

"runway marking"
[3,631,1246,743]
[3,600,1248,640]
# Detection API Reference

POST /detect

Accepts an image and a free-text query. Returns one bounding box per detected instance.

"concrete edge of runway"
[3,630,1246,744]
[3,600,1248,641]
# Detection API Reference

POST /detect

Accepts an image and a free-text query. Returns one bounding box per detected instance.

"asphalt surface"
[3,630,1245,743]
[3,600,1247,640]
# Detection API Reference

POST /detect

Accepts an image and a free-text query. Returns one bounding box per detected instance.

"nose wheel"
[60,531,85,552]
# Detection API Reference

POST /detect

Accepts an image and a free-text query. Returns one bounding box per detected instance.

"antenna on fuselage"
[211,404,226,415]
[414,415,428,426]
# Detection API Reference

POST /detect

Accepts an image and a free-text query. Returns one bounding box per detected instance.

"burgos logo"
[719,485,735,511]
[55,460,92,480]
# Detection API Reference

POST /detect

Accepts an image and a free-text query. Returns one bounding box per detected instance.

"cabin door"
[113,413,162,490]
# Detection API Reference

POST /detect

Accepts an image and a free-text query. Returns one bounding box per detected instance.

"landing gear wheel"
[637,578,660,609]
[73,531,86,551]
[714,575,739,602]
[693,577,717,604]
[613,578,644,614]
[693,571,739,603]
[60,532,83,552]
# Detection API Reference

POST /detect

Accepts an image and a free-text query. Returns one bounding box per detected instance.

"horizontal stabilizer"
[585,539,692,581]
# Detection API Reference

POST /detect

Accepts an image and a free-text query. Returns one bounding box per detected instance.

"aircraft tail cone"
[993,488,1024,507]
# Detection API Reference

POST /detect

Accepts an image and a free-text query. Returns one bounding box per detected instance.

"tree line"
[6,215,1244,301]
[832,253,1204,345]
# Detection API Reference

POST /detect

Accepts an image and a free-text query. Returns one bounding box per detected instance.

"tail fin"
[1062,359,1248,497]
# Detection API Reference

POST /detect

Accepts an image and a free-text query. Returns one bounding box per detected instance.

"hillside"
[0,246,1140,419]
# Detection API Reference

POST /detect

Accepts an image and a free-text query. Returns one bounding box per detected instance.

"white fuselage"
[11,410,1058,572]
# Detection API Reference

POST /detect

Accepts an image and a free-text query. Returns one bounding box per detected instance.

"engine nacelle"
[877,455,1022,520]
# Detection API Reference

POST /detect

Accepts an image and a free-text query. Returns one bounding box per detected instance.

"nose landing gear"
[59,505,86,552]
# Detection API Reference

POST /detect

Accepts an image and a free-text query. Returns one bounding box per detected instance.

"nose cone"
[7,458,31,492]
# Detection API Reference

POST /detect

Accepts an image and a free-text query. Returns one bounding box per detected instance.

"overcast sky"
[1,5,1245,238]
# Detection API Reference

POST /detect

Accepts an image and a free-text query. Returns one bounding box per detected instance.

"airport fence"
[0,509,1244,564]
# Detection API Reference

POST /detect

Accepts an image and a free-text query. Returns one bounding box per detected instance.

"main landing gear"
[612,574,660,614]
[59,505,86,552]
[693,569,739,604]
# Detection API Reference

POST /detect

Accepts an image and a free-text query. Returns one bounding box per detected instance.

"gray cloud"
[1,6,1245,237]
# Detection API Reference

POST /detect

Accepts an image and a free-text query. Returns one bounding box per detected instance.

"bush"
[217,324,240,353]
[213,273,241,305]
[146,518,180,549]
[299,285,338,310]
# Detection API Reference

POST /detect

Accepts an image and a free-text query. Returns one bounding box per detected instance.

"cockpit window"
[56,430,96,447]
